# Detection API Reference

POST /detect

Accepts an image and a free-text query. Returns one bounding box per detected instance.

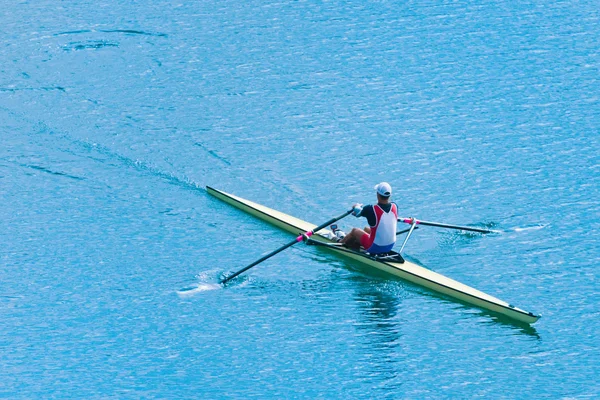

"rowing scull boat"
[207,186,540,324]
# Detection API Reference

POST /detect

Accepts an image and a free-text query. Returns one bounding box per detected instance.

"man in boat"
[339,182,398,254]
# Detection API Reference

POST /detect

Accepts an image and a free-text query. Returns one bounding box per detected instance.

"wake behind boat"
[206,186,540,325]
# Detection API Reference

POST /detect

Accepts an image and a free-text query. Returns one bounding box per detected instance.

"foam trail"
[512,225,547,232]
[177,269,226,296]
[177,283,221,297]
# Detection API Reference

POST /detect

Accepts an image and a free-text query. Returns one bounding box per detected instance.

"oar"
[398,217,495,234]
[396,226,419,236]
[220,209,353,284]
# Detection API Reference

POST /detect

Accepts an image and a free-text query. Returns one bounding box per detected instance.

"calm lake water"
[1,0,599,398]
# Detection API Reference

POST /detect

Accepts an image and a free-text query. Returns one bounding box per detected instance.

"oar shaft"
[396,226,419,236]
[398,218,493,234]
[220,209,352,284]
[220,240,297,284]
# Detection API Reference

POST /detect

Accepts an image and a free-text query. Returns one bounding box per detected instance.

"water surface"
[1,0,599,398]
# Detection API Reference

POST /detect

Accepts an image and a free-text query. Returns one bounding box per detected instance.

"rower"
[340,182,398,254]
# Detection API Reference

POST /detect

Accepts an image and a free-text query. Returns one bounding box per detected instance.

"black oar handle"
[310,209,354,235]
[220,209,353,284]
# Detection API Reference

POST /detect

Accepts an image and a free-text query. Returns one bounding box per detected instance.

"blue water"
[2,1,599,398]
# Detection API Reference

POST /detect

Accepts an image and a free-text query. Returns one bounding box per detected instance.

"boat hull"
[207,186,540,324]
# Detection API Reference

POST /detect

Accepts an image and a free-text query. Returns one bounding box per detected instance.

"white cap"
[374,182,392,197]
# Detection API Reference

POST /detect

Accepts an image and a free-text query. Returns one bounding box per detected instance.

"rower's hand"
[351,203,363,217]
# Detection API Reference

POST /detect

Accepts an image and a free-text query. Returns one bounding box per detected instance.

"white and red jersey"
[359,203,398,253]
